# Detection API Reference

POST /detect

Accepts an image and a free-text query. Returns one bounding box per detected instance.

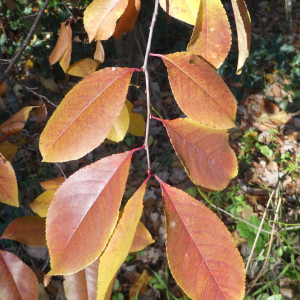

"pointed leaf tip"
[157,52,236,129]
[163,118,238,191]
[46,151,133,275]
[160,182,245,300]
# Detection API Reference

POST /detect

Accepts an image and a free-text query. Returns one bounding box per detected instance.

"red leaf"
[0,250,39,300]
[39,67,135,162]
[152,52,236,129]
[2,216,46,247]
[159,181,245,300]
[0,153,18,207]
[46,150,134,275]
[161,118,237,191]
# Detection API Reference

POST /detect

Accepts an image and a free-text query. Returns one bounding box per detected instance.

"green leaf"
[266,295,284,300]
[256,294,270,300]
[112,293,124,300]
[260,145,273,158]
[185,187,197,198]
[114,279,120,291]
[280,44,295,53]
[237,216,270,253]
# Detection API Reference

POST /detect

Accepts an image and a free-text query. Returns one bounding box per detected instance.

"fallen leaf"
[257,111,288,124]
[129,270,152,300]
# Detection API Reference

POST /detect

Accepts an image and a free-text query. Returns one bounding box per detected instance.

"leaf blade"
[155,52,236,129]
[97,180,147,299]
[29,190,56,217]
[39,67,135,162]
[160,182,245,300]
[162,118,237,191]
[130,221,154,252]
[46,151,134,275]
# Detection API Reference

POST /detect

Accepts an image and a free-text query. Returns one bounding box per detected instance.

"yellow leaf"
[25,59,34,70]
[129,270,152,300]
[257,111,288,124]
[84,0,129,42]
[40,177,65,191]
[40,77,60,93]
[97,181,147,299]
[159,0,199,25]
[67,58,98,78]
[107,103,130,142]
[187,0,231,69]
[94,41,105,68]
[130,221,154,252]
[59,22,72,73]
[125,100,145,136]
[231,0,251,74]
[0,141,19,162]
[29,191,56,217]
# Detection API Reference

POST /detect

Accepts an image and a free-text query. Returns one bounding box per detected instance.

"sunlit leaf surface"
[67,58,97,78]
[130,221,154,252]
[29,191,56,217]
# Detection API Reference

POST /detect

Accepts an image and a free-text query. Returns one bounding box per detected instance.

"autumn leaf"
[125,99,145,137]
[187,0,231,69]
[130,221,154,252]
[0,106,35,140]
[66,58,98,78]
[159,0,199,25]
[46,151,134,275]
[0,81,8,97]
[29,190,56,217]
[159,181,245,300]
[129,270,152,300]
[161,118,237,191]
[64,260,98,300]
[107,103,130,142]
[113,0,141,40]
[1,216,46,247]
[0,250,39,300]
[49,21,72,73]
[0,141,19,162]
[40,76,60,93]
[231,0,251,74]
[84,0,129,42]
[39,67,135,162]
[40,176,65,190]
[94,41,105,68]
[97,180,147,299]
[151,52,236,129]
[0,153,18,207]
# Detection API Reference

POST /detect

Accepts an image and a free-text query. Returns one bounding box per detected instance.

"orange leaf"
[159,181,245,300]
[152,52,236,129]
[130,221,154,252]
[40,176,65,190]
[0,153,18,207]
[129,270,152,300]
[46,150,134,275]
[0,106,35,140]
[29,190,56,217]
[125,99,145,137]
[107,103,130,142]
[49,22,69,66]
[1,216,46,247]
[231,0,251,74]
[0,81,8,97]
[0,141,19,162]
[66,58,98,78]
[113,0,141,40]
[35,103,48,123]
[161,118,237,191]
[59,22,72,73]
[94,41,105,68]
[39,67,135,162]
[97,180,147,298]
[159,0,199,25]
[187,0,231,69]
[0,250,39,300]
[84,0,129,42]
[64,260,99,300]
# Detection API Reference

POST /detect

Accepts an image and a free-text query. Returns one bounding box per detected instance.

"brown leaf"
[129,270,152,300]
[36,104,48,123]
[94,41,105,68]
[0,81,8,97]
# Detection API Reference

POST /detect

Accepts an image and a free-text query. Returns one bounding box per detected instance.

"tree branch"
[0,0,51,85]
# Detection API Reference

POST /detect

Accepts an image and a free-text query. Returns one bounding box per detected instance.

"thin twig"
[61,1,74,18]
[141,0,159,173]
[246,184,283,294]
[9,77,57,107]
[0,0,52,85]
[245,189,275,274]
[0,132,36,151]
[55,163,67,180]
